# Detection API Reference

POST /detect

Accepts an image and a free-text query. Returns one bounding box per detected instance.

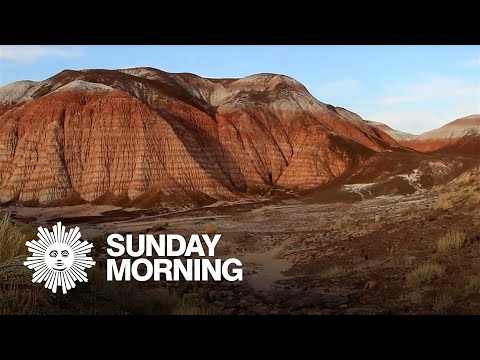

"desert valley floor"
[4,184,480,315]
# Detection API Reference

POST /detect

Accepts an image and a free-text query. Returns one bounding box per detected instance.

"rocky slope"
[403,115,480,152]
[0,68,401,207]
[368,115,480,152]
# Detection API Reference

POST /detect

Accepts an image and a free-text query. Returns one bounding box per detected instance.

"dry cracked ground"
[2,177,480,315]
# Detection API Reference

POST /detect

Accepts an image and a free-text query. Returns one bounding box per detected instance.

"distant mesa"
[367,115,480,152]
[365,120,416,142]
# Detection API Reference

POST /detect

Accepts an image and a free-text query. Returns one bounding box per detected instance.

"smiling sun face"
[44,243,74,271]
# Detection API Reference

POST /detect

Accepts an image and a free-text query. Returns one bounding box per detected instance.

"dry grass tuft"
[432,293,454,310]
[433,172,480,211]
[88,267,208,315]
[387,254,415,268]
[315,219,331,231]
[0,284,47,315]
[172,298,212,315]
[400,206,418,219]
[406,263,445,287]
[473,210,480,225]
[319,265,348,280]
[437,228,467,254]
[0,213,36,264]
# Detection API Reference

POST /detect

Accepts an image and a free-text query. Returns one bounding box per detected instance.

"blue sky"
[0,45,478,134]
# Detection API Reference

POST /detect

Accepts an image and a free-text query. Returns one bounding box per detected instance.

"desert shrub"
[462,185,480,205]
[172,298,212,315]
[319,265,347,280]
[433,194,455,211]
[315,219,330,231]
[273,248,285,259]
[387,254,415,268]
[153,219,169,230]
[0,213,35,263]
[466,275,480,294]
[91,233,107,243]
[406,263,445,287]
[437,228,467,253]
[0,283,47,315]
[88,267,190,315]
[255,205,274,213]
[432,293,454,310]
[0,264,208,315]
[202,223,217,235]
[0,255,49,315]
[15,223,37,242]
[400,206,417,218]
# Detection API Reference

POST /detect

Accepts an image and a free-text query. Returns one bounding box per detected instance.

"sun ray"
[63,228,74,247]
[68,267,82,283]
[32,266,50,283]
[68,227,82,247]
[38,227,53,246]
[26,240,47,253]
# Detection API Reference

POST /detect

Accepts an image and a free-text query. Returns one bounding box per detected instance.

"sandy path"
[239,249,292,291]
[4,204,123,221]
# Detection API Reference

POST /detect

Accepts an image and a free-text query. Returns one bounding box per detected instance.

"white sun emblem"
[24,222,96,294]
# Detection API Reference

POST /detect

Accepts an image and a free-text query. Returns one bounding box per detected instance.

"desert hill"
[0,68,400,207]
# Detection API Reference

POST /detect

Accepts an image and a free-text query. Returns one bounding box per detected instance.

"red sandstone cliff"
[0,68,399,207]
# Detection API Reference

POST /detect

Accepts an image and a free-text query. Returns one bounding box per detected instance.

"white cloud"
[0,45,83,63]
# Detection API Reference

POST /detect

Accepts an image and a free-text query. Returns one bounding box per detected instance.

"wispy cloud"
[368,76,480,134]
[464,57,480,66]
[377,76,478,106]
[0,45,83,64]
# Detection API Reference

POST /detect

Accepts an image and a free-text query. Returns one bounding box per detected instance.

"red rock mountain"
[368,115,480,152]
[0,68,401,207]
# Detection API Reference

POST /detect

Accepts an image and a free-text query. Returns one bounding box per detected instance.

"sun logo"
[23,222,96,294]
